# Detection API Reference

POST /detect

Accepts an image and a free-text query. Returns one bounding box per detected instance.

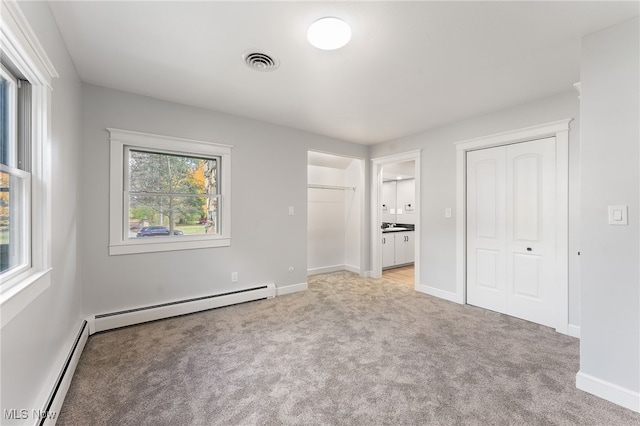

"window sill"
[109,237,230,255]
[0,268,52,329]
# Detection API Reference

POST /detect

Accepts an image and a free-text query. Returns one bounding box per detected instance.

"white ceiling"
[48,1,639,145]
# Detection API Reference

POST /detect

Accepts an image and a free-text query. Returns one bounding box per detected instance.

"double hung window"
[1,0,57,327]
[109,129,232,255]
[0,63,30,281]
[127,149,221,237]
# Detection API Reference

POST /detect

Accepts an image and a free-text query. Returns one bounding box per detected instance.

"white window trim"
[0,1,57,328]
[108,128,232,255]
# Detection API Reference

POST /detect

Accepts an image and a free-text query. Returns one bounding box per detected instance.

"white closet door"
[467,137,557,328]
[466,146,507,313]
[505,137,556,327]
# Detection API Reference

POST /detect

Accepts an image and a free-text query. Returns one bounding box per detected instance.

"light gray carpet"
[58,271,640,425]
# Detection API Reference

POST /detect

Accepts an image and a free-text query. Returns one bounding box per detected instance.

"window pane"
[0,169,27,274]
[128,150,218,195]
[129,194,219,238]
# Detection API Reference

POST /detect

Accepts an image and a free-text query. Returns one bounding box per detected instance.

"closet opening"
[307,151,365,277]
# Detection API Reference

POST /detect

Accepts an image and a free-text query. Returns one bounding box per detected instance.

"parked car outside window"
[136,226,184,237]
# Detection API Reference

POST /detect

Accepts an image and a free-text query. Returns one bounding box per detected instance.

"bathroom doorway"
[371,150,421,290]
[380,160,416,287]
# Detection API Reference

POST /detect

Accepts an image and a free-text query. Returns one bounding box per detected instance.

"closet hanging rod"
[307,184,356,191]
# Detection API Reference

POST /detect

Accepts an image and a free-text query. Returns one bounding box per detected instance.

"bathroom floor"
[382,264,414,287]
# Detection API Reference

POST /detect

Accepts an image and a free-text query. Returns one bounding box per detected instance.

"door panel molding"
[455,119,572,334]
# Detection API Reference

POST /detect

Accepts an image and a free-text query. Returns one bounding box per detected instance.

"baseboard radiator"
[40,320,89,426]
[89,284,276,334]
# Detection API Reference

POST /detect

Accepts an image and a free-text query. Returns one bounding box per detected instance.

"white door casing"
[455,119,571,334]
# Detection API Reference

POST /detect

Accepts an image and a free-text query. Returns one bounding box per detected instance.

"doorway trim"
[455,119,572,334]
[371,150,421,290]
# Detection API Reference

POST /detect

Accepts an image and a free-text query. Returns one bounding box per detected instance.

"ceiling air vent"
[243,50,280,72]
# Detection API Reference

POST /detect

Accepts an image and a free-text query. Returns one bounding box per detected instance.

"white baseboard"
[416,284,461,304]
[567,324,580,338]
[38,320,89,426]
[307,265,345,276]
[91,284,276,334]
[307,264,361,276]
[576,371,640,413]
[276,282,308,296]
[344,264,361,274]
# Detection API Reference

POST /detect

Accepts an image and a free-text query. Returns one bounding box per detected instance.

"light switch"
[390,209,396,215]
[397,209,403,215]
[608,205,628,225]
[445,208,452,218]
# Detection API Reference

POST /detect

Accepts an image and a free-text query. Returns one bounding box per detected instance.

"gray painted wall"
[0,2,84,421]
[80,84,368,315]
[579,17,639,393]
[370,91,582,327]
[5,2,639,417]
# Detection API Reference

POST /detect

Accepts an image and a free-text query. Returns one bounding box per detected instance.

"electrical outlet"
[231,272,238,282]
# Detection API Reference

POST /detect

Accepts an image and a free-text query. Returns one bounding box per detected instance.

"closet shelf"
[307,184,356,191]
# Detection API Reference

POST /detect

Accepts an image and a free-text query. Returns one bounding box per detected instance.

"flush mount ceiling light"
[307,17,351,50]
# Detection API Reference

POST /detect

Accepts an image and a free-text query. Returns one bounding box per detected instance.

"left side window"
[1,0,57,327]
[0,63,31,282]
